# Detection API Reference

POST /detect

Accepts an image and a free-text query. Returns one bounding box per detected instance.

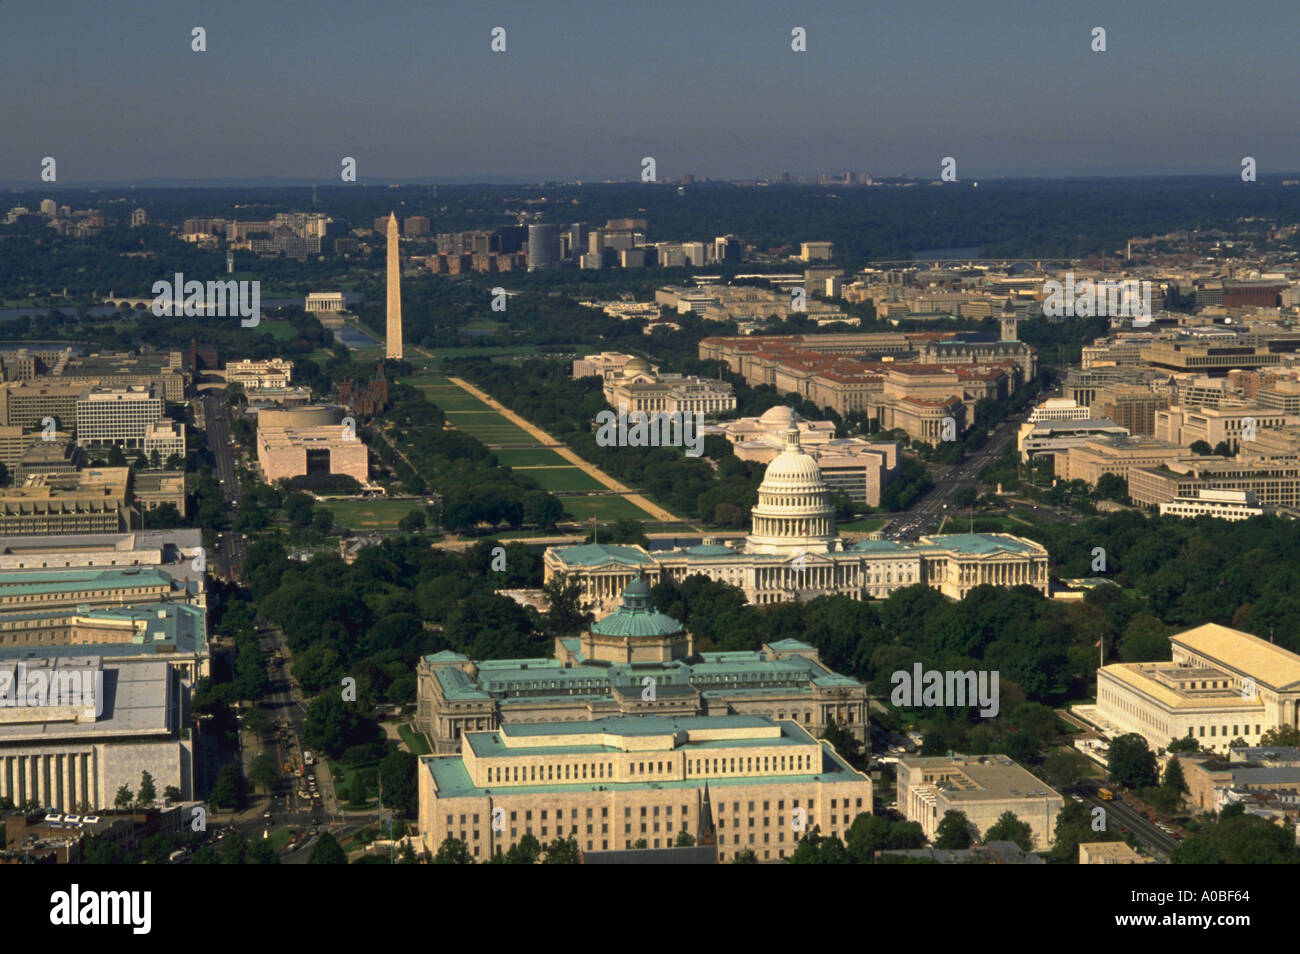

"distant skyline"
[3,0,1299,184]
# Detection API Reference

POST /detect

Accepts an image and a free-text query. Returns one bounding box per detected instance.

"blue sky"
[2,0,1297,183]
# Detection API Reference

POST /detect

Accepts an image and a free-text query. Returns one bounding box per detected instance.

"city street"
[202,391,247,581]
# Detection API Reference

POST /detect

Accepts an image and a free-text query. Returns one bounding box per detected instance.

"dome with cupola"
[745,423,837,556]
[581,577,694,663]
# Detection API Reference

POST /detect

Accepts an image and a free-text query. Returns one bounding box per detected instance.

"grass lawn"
[839,517,888,533]
[493,448,569,467]
[562,496,659,521]
[397,723,432,756]
[443,413,539,446]
[320,498,425,529]
[257,320,299,341]
[516,467,605,493]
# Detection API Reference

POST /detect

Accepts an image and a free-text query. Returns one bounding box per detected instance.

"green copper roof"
[683,543,736,557]
[550,543,653,567]
[590,578,684,639]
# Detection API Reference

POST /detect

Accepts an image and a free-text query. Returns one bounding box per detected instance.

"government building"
[1085,623,1300,754]
[544,422,1048,611]
[417,714,872,863]
[417,578,868,754]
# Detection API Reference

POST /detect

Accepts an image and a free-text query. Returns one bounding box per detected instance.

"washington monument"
[385,212,403,359]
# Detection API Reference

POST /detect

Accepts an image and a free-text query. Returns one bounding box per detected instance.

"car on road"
[262,811,272,820]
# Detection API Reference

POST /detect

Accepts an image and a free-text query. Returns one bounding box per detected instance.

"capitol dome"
[745,423,837,556]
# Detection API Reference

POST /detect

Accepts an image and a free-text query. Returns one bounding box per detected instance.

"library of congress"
[417,577,869,755]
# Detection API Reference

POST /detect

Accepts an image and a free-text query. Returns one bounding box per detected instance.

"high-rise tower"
[385,212,403,359]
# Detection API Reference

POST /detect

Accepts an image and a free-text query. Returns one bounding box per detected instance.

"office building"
[895,754,1064,849]
[1158,488,1267,521]
[142,421,186,461]
[75,387,163,450]
[527,224,560,271]
[0,469,136,535]
[0,656,193,812]
[13,436,80,482]
[0,382,88,430]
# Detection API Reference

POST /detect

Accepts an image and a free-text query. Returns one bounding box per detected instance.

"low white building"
[305,292,346,313]
[895,753,1063,850]
[143,420,186,461]
[1028,397,1091,423]
[1159,488,1267,521]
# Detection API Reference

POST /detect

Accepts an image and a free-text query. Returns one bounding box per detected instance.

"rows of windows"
[485,749,830,785]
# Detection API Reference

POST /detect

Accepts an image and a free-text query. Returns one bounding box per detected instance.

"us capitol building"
[544,421,1049,612]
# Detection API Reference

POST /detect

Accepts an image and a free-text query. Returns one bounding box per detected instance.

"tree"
[83,836,127,864]
[398,508,426,532]
[1094,472,1128,502]
[821,717,857,759]
[243,706,272,739]
[114,785,134,809]
[312,508,334,535]
[1049,801,1117,862]
[984,810,1035,851]
[1041,747,1091,791]
[504,834,542,864]
[540,572,594,638]
[142,502,183,529]
[1189,440,1212,455]
[249,754,279,795]
[219,831,250,864]
[247,840,280,864]
[149,449,162,469]
[210,763,245,811]
[309,832,348,864]
[1163,758,1188,795]
[378,750,418,816]
[674,830,696,847]
[398,842,419,864]
[434,836,472,864]
[107,445,127,467]
[1108,733,1158,789]
[522,491,563,530]
[346,773,369,807]
[162,785,182,804]
[1261,725,1300,747]
[137,771,156,808]
[543,836,580,864]
[732,848,758,864]
[933,810,973,850]
[302,694,366,758]
[1166,736,1200,754]
[1170,836,1221,864]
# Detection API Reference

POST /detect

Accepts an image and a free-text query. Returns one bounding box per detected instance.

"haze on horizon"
[2,0,1298,184]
